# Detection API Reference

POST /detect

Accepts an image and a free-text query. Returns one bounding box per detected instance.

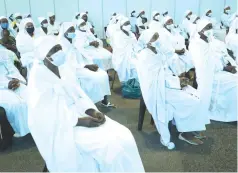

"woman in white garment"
[28,36,145,172]
[188,14,200,39]
[58,22,114,107]
[226,16,238,64]
[190,20,238,122]
[80,12,96,37]
[149,11,162,31]
[221,6,236,32]
[180,10,193,40]
[137,30,208,149]
[111,17,138,83]
[74,19,113,71]
[0,47,29,140]
[16,18,36,79]
[136,10,148,35]
[35,17,49,38]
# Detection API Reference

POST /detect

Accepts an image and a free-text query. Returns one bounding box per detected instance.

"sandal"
[179,133,203,145]
[192,132,207,139]
[101,102,117,108]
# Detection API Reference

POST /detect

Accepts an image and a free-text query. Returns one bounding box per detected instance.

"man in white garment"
[0,16,16,39]
[35,17,49,38]
[136,10,148,35]
[0,47,29,145]
[47,12,60,36]
[58,22,114,107]
[111,17,138,83]
[137,30,208,150]
[28,35,145,172]
[80,12,96,37]
[74,19,112,71]
[221,6,236,32]
[16,18,36,79]
[149,11,162,31]
[190,19,238,122]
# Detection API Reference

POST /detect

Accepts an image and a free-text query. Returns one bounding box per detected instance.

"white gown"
[59,37,111,103]
[74,30,113,71]
[28,61,145,172]
[0,49,29,136]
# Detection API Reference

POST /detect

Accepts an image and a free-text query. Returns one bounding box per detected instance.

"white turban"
[204,9,211,15]
[197,19,211,32]
[184,10,192,17]
[38,17,46,24]
[14,13,22,19]
[120,17,129,26]
[224,5,230,9]
[162,10,168,16]
[59,22,74,39]
[163,16,172,25]
[75,12,80,17]
[34,36,57,60]
[47,12,55,18]
[142,29,157,45]
[152,11,159,19]
[19,18,34,33]
[24,13,31,18]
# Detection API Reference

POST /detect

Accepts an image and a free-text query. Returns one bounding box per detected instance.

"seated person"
[149,11,162,31]
[28,35,145,172]
[35,17,49,37]
[80,12,96,37]
[137,30,208,149]
[0,16,16,38]
[74,19,113,71]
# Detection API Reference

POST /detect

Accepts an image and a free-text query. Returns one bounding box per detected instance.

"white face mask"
[166,24,174,30]
[42,23,48,28]
[122,25,131,32]
[49,50,66,66]
[207,13,212,17]
[204,29,214,41]
[155,15,160,21]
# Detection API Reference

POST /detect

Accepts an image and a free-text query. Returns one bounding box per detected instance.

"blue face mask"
[1,22,9,29]
[67,32,76,39]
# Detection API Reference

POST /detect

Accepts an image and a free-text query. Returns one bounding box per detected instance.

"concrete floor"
[0,76,237,172]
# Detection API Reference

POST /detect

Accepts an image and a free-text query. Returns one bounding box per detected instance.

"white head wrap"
[224,5,230,9]
[76,19,85,27]
[163,16,172,25]
[14,13,22,19]
[204,9,211,15]
[75,12,80,18]
[80,12,87,19]
[152,11,159,20]
[184,10,192,17]
[162,10,168,16]
[190,14,198,23]
[38,17,47,24]
[47,12,55,18]
[197,19,211,32]
[143,30,157,44]
[24,13,31,18]
[0,16,7,21]
[34,36,57,60]
[120,17,129,26]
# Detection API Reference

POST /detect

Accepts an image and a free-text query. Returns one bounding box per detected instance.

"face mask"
[207,13,212,17]
[122,25,131,32]
[67,32,76,39]
[166,24,174,30]
[42,23,48,28]
[26,27,35,35]
[1,23,9,29]
[16,19,22,23]
[151,40,160,48]
[204,29,214,41]
[50,50,66,66]
[225,10,231,14]
[155,15,160,21]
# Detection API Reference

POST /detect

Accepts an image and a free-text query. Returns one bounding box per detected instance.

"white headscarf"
[80,12,87,19]
[24,13,31,18]
[58,22,74,40]
[120,17,129,27]
[190,14,198,23]
[142,29,156,45]
[152,11,159,20]
[47,12,55,18]
[38,17,46,24]
[14,13,22,19]
[0,16,7,20]
[34,36,57,60]
[184,10,192,18]
[19,18,35,33]
[76,19,85,27]
[204,9,211,16]
[197,19,211,32]
[224,5,230,10]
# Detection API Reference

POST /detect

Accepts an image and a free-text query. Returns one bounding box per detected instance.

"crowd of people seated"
[0,5,237,171]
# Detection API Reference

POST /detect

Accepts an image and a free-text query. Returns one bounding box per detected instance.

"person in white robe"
[130,10,137,33]
[74,19,112,71]
[58,22,114,106]
[111,17,138,83]
[180,10,193,40]
[188,14,200,39]
[190,20,238,122]
[47,12,60,36]
[16,18,36,80]
[149,11,162,31]
[201,9,226,41]
[0,47,29,138]
[72,12,80,26]
[80,12,96,37]
[28,35,145,172]
[161,10,169,24]
[35,17,49,38]
[137,30,208,149]
[136,10,148,35]
[221,6,236,31]
[226,16,238,64]
[0,16,16,39]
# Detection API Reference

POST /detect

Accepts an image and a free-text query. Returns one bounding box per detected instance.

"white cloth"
[221,13,236,28]
[58,22,111,103]
[47,22,60,35]
[112,30,138,82]
[0,48,29,136]
[149,12,162,31]
[190,34,238,122]
[28,58,144,172]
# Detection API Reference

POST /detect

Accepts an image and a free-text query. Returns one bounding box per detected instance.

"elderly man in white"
[190,19,238,122]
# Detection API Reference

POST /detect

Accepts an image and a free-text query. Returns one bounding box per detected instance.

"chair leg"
[111,70,117,89]
[43,164,48,172]
[138,97,146,131]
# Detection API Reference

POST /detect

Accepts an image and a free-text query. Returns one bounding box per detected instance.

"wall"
[0,0,237,38]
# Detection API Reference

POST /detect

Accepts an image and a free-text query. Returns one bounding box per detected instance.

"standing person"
[47,12,60,36]
[28,35,145,172]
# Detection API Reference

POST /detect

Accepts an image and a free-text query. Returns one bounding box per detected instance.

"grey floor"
[0,76,237,172]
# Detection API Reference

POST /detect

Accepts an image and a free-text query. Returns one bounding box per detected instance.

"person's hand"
[85,109,106,124]
[179,77,189,88]
[95,41,99,48]
[84,64,99,72]
[175,48,185,55]
[77,117,102,128]
[8,79,20,90]
[224,65,236,73]
[90,41,97,47]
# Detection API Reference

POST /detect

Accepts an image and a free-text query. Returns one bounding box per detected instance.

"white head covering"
[190,14,198,23]
[47,12,55,18]
[80,12,87,18]
[120,17,129,26]
[19,18,34,33]
[75,12,80,18]
[162,10,168,16]
[204,9,211,15]
[197,19,211,32]
[224,5,230,9]
[24,13,31,18]
[142,29,156,45]
[0,16,7,21]
[34,36,57,60]
[184,10,192,17]
[152,11,159,20]
[59,22,74,39]
[38,17,47,24]
[14,13,22,19]
[76,19,85,27]
[163,16,172,25]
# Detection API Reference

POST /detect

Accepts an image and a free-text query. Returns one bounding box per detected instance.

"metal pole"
[3,0,7,16]
[101,0,104,38]
[29,0,32,15]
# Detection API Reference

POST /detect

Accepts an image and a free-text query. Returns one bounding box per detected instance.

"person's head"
[25,21,35,36]
[81,13,88,22]
[38,17,48,28]
[77,19,87,32]
[152,11,160,21]
[198,20,213,42]
[120,18,131,32]
[224,6,231,14]
[48,12,55,23]
[164,16,174,31]
[59,22,76,41]
[142,17,147,24]
[138,11,145,18]
[205,9,212,17]
[185,10,192,20]
[131,10,136,17]
[190,14,200,24]
[163,11,168,17]
[0,17,9,29]
[75,13,80,20]
[14,13,22,23]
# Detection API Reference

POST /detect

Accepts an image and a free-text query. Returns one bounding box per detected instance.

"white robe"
[28,60,145,172]
[59,37,111,103]
[137,48,207,145]
[111,30,138,82]
[74,30,113,71]
[190,36,238,122]
[149,20,162,31]
[47,22,60,35]
[35,27,48,38]
[0,49,29,136]
[221,13,236,28]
